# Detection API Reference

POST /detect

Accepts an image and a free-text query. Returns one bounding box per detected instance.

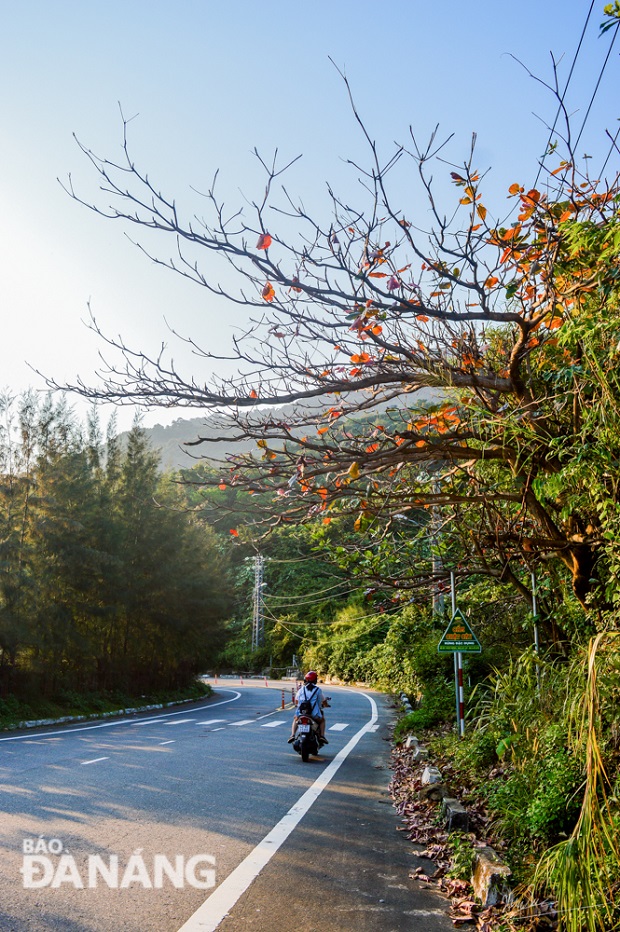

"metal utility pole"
[431,479,444,618]
[251,554,265,651]
[451,572,465,738]
[531,572,540,655]
[532,571,541,696]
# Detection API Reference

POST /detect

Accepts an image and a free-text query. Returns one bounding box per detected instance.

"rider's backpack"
[298,699,313,715]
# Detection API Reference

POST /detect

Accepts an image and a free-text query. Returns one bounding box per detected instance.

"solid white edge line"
[176,693,378,932]
[80,757,109,765]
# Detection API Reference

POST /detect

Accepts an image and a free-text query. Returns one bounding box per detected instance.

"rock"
[441,797,469,831]
[405,735,419,749]
[413,746,429,762]
[421,765,443,785]
[471,846,512,906]
[419,782,449,802]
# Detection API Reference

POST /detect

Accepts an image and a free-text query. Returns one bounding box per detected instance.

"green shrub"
[447,833,476,880]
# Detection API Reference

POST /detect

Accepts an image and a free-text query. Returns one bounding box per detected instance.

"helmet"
[304,670,318,683]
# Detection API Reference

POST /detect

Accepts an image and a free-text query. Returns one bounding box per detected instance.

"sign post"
[438,573,481,737]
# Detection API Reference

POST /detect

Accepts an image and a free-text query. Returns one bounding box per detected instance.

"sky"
[1,0,618,432]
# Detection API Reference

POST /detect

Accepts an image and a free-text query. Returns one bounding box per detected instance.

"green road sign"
[438,609,482,653]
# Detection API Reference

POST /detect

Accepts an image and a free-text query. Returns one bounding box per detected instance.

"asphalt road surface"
[0,684,454,931]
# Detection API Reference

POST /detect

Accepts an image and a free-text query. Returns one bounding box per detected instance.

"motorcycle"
[292,697,330,762]
[292,712,321,761]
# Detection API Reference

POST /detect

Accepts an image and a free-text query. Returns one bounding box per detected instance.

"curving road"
[0,684,453,931]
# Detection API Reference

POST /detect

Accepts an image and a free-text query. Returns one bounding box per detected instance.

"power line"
[573,21,620,153]
[262,601,402,629]
[265,579,353,602]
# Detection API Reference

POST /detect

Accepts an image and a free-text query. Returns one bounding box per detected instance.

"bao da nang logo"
[21,838,216,890]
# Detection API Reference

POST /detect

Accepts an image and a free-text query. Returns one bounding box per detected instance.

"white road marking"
[211,728,225,732]
[195,719,227,725]
[159,740,175,746]
[328,723,349,731]
[260,721,286,728]
[229,720,253,726]
[176,693,378,932]
[163,719,195,725]
[80,757,109,766]
[0,691,242,743]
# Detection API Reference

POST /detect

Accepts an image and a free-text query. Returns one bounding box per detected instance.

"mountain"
[135,388,445,472]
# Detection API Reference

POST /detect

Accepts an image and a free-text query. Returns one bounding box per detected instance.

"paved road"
[0,685,453,931]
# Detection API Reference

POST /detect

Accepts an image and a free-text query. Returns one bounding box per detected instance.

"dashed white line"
[328,723,349,732]
[163,719,196,725]
[80,757,109,766]
[195,719,227,726]
[159,740,175,746]
[229,720,253,726]
[260,721,286,728]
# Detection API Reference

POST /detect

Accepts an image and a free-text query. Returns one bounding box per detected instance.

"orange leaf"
[256,233,272,250]
[371,325,383,336]
[218,483,227,491]
[485,276,499,288]
[249,389,258,398]
[416,315,429,322]
[508,183,523,195]
[322,517,332,525]
[366,442,378,453]
[262,282,275,302]
[368,271,387,278]
[548,317,563,329]
[350,352,370,364]
[415,440,426,448]
[476,204,487,221]
[317,426,329,435]
[501,226,520,241]
[229,529,239,537]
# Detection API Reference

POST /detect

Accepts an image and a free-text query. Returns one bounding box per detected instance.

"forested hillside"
[0,394,231,704]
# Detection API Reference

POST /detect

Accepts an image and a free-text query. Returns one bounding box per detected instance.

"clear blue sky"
[1,1,618,429]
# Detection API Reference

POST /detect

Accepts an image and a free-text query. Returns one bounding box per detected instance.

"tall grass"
[533,632,620,932]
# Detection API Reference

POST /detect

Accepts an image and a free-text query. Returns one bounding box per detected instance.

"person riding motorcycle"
[288,671,330,745]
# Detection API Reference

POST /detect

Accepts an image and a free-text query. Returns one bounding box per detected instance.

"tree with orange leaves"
[49,77,620,633]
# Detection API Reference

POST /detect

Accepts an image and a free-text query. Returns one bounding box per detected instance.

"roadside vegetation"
[0,680,212,730]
